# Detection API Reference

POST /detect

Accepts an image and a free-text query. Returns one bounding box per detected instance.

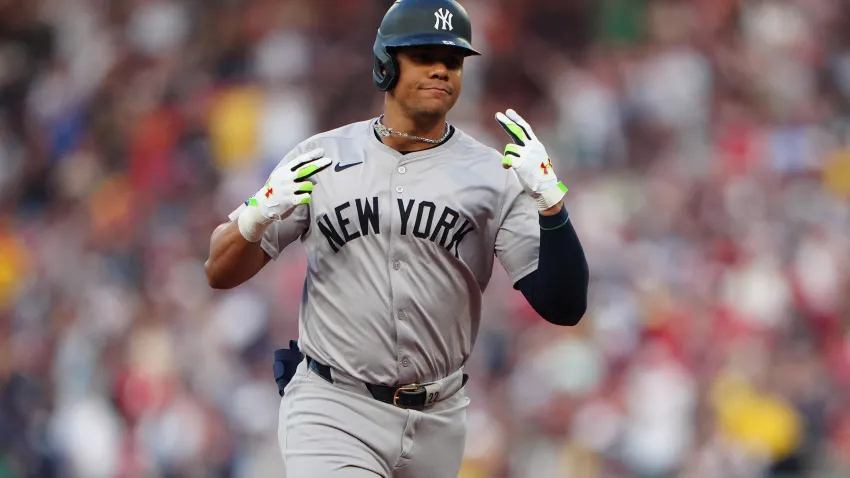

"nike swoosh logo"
[334,162,362,172]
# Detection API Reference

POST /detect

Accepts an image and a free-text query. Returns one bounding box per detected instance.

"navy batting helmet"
[373,0,481,91]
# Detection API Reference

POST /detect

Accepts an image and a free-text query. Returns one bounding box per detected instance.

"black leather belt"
[307,356,468,409]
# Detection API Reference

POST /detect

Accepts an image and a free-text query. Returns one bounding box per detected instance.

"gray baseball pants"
[277,360,470,477]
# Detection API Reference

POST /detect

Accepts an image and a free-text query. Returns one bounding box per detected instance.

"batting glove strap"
[535,182,569,211]
[237,201,273,243]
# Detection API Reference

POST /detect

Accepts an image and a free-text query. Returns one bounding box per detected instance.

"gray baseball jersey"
[230,118,539,386]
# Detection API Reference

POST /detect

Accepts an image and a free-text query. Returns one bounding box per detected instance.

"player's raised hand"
[254,148,331,220]
[237,148,331,242]
[495,109,567,211]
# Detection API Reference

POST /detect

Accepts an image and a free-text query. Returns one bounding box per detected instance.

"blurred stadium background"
[1,0,850,477]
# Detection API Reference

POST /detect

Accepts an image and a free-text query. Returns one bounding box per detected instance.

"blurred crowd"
[1,0,850,477]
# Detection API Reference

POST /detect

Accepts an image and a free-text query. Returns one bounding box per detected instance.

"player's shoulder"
[450,126,524,195]
[449,126,509,178]
[291,119,374,152]
[451,126,504,162]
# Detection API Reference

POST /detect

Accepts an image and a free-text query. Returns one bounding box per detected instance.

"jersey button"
[392,261,401,270]
[396,185,404,193]
[402,358,410,367]
[398,166,406,174]
[397,311,405,320]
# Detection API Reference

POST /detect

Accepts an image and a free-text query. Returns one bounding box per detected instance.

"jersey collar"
[367,117,460,161]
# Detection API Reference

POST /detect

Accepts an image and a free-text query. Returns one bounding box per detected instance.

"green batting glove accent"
[297,182,313,193]
[300,196,311,205]
[247,198,259,206]
[504,144,521,157]
[505,123,527,144]
[557,182,568,193]
[296,164,321,180]
[502,157,513,168]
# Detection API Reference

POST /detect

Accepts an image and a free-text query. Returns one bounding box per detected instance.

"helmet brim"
[383,32,481,57]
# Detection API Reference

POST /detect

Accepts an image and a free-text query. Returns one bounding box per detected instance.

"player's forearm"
[205,221,271,289]
[517,207,588,326]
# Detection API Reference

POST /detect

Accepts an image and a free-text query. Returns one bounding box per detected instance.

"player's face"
[393,46,464,119]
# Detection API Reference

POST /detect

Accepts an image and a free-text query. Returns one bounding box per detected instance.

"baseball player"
[205,0,589,476]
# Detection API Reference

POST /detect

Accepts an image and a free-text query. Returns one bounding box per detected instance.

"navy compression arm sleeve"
[515,206,589,326]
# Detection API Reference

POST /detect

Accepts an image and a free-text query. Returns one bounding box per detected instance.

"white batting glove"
[495,109,568,211]
[237,148,331,242]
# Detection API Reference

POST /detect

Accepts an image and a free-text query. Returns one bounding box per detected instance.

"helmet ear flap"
[373,37,399,91]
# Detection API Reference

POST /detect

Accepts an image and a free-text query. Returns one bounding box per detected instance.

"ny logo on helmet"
[434,8,453,31]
